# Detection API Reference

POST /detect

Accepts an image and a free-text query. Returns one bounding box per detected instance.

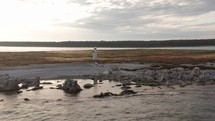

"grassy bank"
[0,49,215,67]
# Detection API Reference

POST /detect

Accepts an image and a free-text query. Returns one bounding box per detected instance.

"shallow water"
[0,79,215,121]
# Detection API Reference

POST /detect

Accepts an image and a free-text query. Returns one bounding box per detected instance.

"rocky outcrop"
[110,66,215,86]
[63,79,82,94]
[0,74,19,91]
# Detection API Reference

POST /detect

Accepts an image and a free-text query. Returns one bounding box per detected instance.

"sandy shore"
[0,62,148,79]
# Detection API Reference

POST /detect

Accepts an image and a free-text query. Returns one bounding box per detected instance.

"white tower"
[93,47,97,61]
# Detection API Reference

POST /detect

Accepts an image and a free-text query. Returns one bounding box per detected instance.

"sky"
[0,0,214,41]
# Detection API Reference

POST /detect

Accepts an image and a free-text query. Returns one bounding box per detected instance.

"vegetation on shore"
[0,39,215,47]
[0,49,215,67]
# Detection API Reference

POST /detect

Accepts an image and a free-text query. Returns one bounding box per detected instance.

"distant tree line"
[0,39,215,48]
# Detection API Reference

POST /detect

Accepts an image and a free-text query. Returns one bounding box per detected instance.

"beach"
[0,49,215,121]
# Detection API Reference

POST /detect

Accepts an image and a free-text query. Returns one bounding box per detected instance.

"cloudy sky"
[0,0,214,41]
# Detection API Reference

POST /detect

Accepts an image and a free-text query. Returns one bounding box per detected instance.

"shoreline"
[0,62,215,87]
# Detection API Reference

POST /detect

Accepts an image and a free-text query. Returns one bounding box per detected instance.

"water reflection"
[0,79,215,121]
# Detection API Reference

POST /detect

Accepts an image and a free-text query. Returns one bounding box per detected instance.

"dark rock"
[57,99,62,101]
[121,86,131,90]
[63,79,82,94]
[93,92,117,98]
[119,90,137,95]
[115,84,122,86]
[40,82,53,85]
[83,83,94,89]
[24,98,30,101]
[16,90,23,94]
[20,83,28,89]
[50,87,56,89]
[31,86,43,91]
[20,77,40,87]
[56,84,63,89]
[135,85,142,87]
[0,99,4,102]
[0,74,19,91]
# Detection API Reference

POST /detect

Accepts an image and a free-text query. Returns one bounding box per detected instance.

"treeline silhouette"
[0,39,215,47]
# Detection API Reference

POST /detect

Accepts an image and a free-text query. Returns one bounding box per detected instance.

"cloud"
[1,0,214,41]
[55,0,214,39]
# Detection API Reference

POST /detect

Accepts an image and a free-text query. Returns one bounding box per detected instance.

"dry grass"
[0,49,215,67]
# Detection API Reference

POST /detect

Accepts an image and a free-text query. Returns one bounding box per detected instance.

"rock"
[0,99,4,102]
[20,83,28,89]
[192,67,201,76]
[63,79,82,94]
[57,99,62,101]
[50,87,56,89]
[0,74,19,91]
[16,90,23,94]
[40,82,53,84]
[121,85,131,90]
[31,86,43,91]
[119,90,137,95]
[93,92,117,98]
[20,77,40,87]
[135,84,142,87]
[24,98,30,101]
[115,84,122,86]
[56,84,63,89]
[83,83,94,89]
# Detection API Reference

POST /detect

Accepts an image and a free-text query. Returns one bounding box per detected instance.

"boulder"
[0,74,19,91]
[192,67,201,76]
[83,83,94,89]
[20,77,40,87]
[63,79,82,94]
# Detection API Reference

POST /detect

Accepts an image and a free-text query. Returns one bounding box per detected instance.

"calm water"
[0,79,215,121]
[0,46,215,52]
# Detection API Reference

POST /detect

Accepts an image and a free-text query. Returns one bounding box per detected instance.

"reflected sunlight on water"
[0,79,215,121]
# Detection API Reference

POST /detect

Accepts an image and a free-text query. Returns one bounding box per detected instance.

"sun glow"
[0,0,90,41]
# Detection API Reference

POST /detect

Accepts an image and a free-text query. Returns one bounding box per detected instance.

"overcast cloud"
[0,0,214,41]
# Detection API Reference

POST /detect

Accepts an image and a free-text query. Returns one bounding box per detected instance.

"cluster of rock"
[0,74,42,92]
[110,66,215,86]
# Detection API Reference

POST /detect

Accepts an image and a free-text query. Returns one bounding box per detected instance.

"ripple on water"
[0,79,215,121]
